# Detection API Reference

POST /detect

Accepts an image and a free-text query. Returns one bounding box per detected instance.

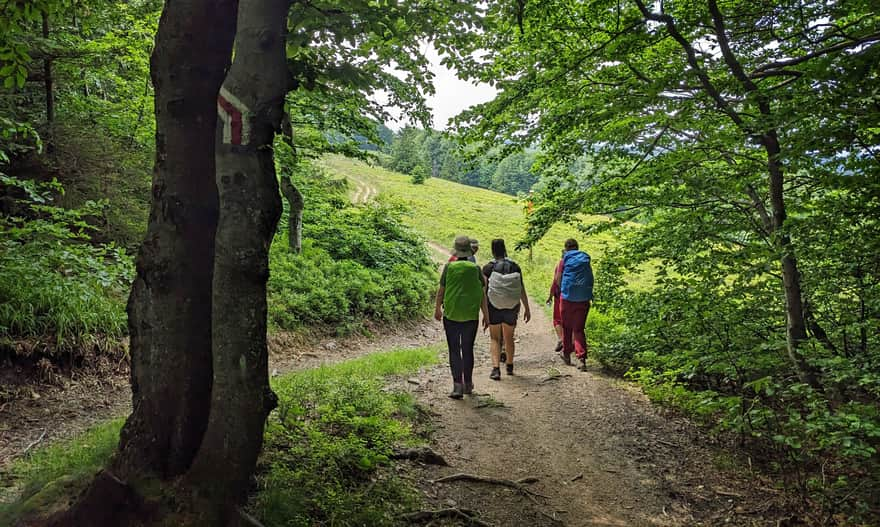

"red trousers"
[561,299,590,360]
[552,296,562,328]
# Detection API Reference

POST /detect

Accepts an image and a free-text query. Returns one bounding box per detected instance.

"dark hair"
[491,238,508,259]
[564,238,579,251]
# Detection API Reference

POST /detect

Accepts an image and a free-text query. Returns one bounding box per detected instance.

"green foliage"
[442,0,880,518]
[0,176,131,351]
[0,417,124,524]
[269,161,435,333]
[253,347,440,526]
[1,349,440,526]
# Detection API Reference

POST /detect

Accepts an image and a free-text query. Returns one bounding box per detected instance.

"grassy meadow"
[319,155,637,306]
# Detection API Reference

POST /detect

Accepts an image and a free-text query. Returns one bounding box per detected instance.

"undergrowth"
[253,347,440,526]
[0,348,441,526]
[0,176,132,354]
[268,159,435,334]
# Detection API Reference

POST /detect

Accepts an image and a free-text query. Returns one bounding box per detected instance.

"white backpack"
[487,259,522,309]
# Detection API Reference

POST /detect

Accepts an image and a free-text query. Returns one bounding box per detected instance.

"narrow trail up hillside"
[400,298,784,526]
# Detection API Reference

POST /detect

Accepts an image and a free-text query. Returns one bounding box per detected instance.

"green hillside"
[319,155,621,305]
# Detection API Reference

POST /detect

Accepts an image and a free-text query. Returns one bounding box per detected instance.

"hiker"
[447,237,479,264]
[435,235,490,398]
[483,238,530,380]
[553,238,593,371]
[545,249,565,353]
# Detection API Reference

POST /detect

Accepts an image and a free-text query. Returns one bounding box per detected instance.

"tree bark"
[186,0,288,506]
[280,176,303,253]
[113,0,239,480]
[762,131,822,390]
[704,0,822,391]
[42,11,54,125]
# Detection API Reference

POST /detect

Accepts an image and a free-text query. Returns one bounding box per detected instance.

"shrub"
[0,176,132,353]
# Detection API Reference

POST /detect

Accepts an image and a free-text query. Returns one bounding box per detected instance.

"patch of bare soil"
[394,302,799,527]
[0,319,443,473]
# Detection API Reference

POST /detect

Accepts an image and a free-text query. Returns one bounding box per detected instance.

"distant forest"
[366,125,540,196]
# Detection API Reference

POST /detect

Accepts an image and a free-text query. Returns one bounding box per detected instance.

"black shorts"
[487,301,520,326]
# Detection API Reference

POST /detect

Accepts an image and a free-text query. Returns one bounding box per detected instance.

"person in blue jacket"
[552,238,594,371]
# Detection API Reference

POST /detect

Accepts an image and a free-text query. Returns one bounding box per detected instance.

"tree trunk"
[113,0,239,480]
[280,176,303,253]
[42,11,54,125]
[762,130,822,391]
[186,0,288,506]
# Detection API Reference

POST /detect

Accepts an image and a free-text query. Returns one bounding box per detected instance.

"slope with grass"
[321,155,629,304]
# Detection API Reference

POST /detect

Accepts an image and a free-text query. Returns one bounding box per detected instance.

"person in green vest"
[434,235,490,399]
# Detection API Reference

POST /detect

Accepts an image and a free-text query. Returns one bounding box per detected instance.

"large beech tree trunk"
[186,0,289,505]
[114,0,239,480]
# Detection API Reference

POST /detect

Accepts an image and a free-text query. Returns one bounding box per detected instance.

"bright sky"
[384,46,496,131]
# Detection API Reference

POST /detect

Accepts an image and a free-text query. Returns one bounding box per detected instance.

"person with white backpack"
[483,239,531,380]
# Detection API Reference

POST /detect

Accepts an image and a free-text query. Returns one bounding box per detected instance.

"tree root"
[431,473,563,525]
[432,473,549,499]
[402,508,493,526]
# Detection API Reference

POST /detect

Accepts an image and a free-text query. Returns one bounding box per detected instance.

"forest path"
[400,295,777,526]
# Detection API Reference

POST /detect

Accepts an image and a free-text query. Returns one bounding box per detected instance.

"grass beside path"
[0,347,441,526]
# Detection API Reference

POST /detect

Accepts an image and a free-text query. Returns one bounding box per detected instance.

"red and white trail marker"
[217,87,251,145]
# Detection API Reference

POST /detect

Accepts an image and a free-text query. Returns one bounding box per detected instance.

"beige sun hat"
[452,235,474,258]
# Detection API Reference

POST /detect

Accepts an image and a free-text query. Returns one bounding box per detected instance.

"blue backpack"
[561,250,593,302]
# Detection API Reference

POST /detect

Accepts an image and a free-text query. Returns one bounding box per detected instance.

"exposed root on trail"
[431,473,564,525]
[402,507,493,526]
[432,473,548,499]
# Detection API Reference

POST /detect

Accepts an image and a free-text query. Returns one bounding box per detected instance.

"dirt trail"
[348,174,377,204]
[401,301,784,526]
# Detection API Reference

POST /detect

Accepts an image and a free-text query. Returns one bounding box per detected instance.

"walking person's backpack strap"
[487,258,522,310]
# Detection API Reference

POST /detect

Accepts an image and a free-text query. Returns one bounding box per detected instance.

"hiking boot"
[554,340,563,352]
[463,382,474,395]
[449,383,464,399]
[578,359,587,372]
[489,367,501,381]
[500,351,507,363]
[560,353,572,366]
[506,363,514,375]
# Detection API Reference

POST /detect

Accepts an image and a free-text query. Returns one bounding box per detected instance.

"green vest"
[443,260,483,322]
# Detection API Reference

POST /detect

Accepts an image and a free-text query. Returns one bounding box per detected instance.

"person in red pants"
[553,239,594,371]
[545,250,565,352]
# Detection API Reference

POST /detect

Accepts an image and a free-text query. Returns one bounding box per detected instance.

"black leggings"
[443,318,477,384]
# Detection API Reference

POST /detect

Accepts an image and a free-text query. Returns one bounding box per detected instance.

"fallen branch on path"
[474,396,506,409]
[540,374,572,384]
[23,429,47,455]
[714,489,744,498]
[402,508,492,526]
